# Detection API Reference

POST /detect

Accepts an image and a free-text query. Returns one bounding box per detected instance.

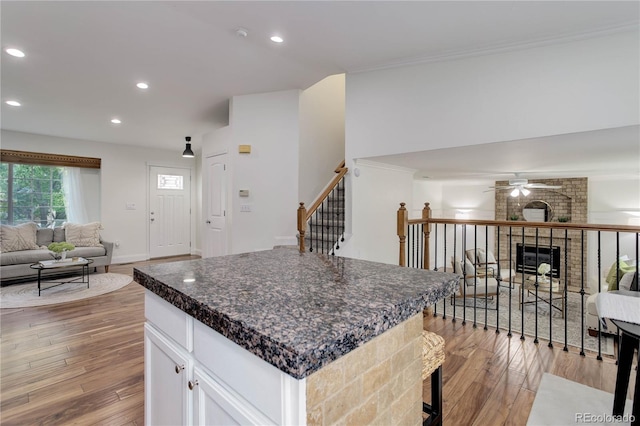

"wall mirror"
[522,200,553,222]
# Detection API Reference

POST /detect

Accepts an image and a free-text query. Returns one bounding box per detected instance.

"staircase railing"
[398,201,640,360]
[297,161,348,254]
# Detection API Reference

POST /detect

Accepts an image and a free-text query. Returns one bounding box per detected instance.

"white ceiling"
[1,1,639,180]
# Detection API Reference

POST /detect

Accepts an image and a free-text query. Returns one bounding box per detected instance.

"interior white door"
[149,166,191,258]
[203,154,227,258]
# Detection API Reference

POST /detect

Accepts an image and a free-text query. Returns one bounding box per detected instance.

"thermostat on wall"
[239,189,249,197]
[239,145,251,154]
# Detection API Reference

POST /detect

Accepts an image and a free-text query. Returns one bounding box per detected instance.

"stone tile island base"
[306,313,423,425]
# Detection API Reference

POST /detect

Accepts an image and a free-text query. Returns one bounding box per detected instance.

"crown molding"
[350,22,639,74]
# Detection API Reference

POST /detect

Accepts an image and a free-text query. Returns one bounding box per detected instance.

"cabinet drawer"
[145,290,193,351]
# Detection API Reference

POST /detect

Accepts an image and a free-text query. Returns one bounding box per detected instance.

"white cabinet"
[144,324,192,426]
[144,291,303,426]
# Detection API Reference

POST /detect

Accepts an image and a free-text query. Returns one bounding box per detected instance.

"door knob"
[175,364,184,374]
[150,218,155,222]
[206,220,211,224]
[188,380,199,390]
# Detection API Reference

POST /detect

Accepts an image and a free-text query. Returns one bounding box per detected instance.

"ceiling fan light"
[510,188,520,197]
[521,188,531,196]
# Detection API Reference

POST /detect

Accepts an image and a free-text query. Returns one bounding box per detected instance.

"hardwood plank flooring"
[1,257,636,425]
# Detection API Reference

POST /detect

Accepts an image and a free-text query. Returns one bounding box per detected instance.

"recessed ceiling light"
[5,48,25,58]
[270,36,284,43]
[111,118,122,124]
[5,100,21,107]
[136,82,149,89]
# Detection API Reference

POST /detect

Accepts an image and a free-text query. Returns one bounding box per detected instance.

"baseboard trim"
[112,254,149,264]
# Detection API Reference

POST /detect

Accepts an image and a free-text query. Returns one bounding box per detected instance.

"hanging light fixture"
[182,136,194,158]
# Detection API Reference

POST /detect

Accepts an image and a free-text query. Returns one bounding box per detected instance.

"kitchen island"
[134,248,459,425]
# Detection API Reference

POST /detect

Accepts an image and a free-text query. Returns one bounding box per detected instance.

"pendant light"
[182,136,194,158]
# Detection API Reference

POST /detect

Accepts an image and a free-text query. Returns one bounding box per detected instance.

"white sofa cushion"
[64,222,103,247]
[0,223,39,253]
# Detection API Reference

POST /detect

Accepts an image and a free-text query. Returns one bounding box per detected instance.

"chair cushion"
[422,331,445,380]
[0,223,39,253]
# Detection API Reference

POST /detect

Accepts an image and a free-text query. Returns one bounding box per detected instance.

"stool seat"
[422,331,445,379]
[422,330,445,426]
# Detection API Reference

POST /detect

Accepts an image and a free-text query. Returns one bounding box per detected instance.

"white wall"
[348,160,414,264]
[1,130,197,263]
[345,31,639,267]
[587,176,640,289]
[227,90,301,253]
[346,31,639,162]
[299,74,345,204]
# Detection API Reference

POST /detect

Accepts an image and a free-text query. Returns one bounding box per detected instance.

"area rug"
[432,285,615,355]
[527,373,633,425]
[0,273,133,309]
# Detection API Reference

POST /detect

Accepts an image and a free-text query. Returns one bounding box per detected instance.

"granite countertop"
[134,248,459,379]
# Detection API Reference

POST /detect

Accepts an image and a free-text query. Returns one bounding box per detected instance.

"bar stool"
[422,330,445,426]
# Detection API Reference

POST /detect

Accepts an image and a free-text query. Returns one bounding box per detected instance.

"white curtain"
[62,167,90,224]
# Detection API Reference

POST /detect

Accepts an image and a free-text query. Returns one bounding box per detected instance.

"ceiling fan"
[488,178,562,197]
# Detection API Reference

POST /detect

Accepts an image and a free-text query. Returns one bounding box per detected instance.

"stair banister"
[298,161,348,253]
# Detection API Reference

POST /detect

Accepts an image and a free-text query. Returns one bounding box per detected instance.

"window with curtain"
[0,150,101,227]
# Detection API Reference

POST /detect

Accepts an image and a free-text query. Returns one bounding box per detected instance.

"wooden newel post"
[297,202,307,252]
[397,203,408,266]
[422,202,431,270]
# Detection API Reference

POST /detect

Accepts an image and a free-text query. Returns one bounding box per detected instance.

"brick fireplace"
[495,178,588,293]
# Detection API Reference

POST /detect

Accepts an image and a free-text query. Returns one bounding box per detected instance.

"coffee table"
[519,275,565,318]
[30,258,94,296]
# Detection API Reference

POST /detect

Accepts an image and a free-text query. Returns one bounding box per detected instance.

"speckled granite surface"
[134,248,459,379]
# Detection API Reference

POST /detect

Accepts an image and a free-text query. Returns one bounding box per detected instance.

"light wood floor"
[1,257,636,425]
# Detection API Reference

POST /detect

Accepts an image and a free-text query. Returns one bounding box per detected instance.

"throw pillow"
[466,249,482,265]
[464,258,476,276]
[64,222,103,247]
[0,222,39,253]
[618,271,637,292]
[606,259,636,291]
[479,250,497,265]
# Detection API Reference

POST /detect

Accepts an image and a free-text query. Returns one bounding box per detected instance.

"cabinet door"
[192,366,273,426]
[145,324,192,426]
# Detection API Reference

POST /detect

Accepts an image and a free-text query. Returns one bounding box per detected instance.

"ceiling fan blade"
[524,183,562,189]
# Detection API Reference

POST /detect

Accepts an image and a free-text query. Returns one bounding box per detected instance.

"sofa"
[0,222,113,282]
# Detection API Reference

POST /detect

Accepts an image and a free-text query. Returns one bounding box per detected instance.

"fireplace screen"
[516,243,561,278]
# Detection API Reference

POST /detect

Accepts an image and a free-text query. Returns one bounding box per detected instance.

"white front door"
[203,154,227,258]
[149,166,191,258]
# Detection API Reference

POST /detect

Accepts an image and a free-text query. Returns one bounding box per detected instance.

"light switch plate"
[240,204,251,212]
[126,203,136,210]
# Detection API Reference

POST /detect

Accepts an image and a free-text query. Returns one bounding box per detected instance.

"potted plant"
[48,242,75,261]
[537,262,551,282]
[509,213,519,221]
[558,216,569,223]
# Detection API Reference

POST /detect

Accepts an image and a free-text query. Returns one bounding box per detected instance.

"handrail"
[398,202,640,268]
[298,161,348,252]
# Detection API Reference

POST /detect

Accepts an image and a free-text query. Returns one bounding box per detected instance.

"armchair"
[452,257,499,301]
[465,248,516,288]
